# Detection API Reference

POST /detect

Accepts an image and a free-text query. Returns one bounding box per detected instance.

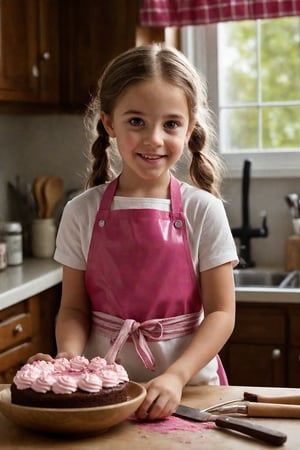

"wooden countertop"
[1,384,300,449]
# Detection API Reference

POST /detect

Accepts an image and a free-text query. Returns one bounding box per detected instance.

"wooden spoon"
[32,175,50,219]
[43,176,64,219]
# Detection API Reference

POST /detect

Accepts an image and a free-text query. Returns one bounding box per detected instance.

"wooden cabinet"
[288,305,300,387]
[59,0,139,107]
[0,0,60,103]
[0,0,179,108]
[220,302,300,388]
[0,0,139,107]
[0,284,61,383]
[0,0,183,110]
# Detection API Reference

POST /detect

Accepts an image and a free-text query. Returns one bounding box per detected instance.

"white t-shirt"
[54,180,238,274]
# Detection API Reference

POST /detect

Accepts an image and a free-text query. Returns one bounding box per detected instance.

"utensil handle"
[247,402,300,418]
[215,416,287,446]
[244,391,300,405]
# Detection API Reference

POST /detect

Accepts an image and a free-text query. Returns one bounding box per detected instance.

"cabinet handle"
[271,348,281,360]
[13,323,24,335]
[32,65,39,77]
[41,51,51,60]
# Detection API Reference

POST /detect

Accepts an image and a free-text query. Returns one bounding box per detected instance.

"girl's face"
[101,78,194,193]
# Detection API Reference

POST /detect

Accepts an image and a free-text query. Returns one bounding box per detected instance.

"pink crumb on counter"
[129,415,215,434]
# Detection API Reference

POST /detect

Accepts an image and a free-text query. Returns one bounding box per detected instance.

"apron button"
[174,219,183,229]
[98,219,105,227]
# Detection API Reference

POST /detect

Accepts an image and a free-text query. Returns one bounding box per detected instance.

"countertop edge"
[0,258,63,311]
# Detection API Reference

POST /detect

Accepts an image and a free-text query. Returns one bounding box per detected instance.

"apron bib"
[85,175,222,384]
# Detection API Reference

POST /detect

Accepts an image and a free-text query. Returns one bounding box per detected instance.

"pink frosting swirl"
[13,366,41,390]
[112,363,129,382]
[69,355,89,372]
[101,369,120,388]
[77,373,103,393]
[88,356,107,372]
[53,358,71,372]
[52,375,78,394]
[31,373,56,393]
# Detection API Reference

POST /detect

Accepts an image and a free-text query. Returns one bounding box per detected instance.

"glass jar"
[0,222,23,265]
[0,241,7,271]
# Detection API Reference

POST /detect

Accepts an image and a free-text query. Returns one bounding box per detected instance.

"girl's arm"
[55,265,91,358]
[136,262,235,420]
[27,265,90,363]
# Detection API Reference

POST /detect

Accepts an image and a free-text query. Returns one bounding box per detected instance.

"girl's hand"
[135,373,183,420]
[27,353,54,364]
[27,352,78,364]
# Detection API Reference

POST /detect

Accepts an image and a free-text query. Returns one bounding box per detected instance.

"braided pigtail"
[188,122,223,198]
[85,118,111,188]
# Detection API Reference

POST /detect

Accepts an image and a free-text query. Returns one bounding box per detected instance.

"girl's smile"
[137,152,167,161]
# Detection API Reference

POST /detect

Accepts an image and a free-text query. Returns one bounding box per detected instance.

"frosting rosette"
[53,357,71,372]
[52,375,78,394]
[13,366,41,390]
[101,369,120,388]
[77,373,103,393]
[108,363,129,382]
[88,356,107,372]
[69,355,89,372]
[31,373,56,393]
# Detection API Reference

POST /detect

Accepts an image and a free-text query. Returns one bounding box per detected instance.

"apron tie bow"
[92,311,201,371]
[105,318,164,370]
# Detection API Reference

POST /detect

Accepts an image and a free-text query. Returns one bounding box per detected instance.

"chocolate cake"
[11,356,129,409]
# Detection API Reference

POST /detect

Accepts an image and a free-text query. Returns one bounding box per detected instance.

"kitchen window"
[182,16,300,177]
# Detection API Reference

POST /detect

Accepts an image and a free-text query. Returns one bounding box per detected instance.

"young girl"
[38,44,238,420]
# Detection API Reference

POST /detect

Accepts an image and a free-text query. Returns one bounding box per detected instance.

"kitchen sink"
[234,269,289,288]
[278,270,300,289]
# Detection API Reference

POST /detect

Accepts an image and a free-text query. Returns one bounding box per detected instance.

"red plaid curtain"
[140,0,300,26]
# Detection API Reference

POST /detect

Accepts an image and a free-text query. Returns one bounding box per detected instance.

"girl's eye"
[165,120,179,129]
[129,117,144,127]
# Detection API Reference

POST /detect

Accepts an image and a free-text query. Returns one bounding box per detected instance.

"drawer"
[0,313,32,352]
[0,341,37,373]
[0,295,40,352]
[231,305,286,344]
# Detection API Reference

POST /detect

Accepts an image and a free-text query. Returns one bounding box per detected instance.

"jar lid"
[0,222,22,233]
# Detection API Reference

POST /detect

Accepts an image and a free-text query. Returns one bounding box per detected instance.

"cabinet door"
[224,344,286,386]
[37,0,60,103]
[221,303,287,386]
[288,348,300,387]
[0,0,59,103]
[0,0,39,101]
[288,305,300,387]
[60,0,139,107]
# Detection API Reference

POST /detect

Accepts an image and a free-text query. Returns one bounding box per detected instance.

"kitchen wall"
[0,114,298,268]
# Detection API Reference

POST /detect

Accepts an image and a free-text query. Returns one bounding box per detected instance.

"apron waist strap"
[92,311,202,370]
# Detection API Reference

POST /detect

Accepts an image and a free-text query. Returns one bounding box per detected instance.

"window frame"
[181,23,300,178]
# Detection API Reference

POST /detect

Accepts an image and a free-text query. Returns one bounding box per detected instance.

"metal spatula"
[174,404,287,446]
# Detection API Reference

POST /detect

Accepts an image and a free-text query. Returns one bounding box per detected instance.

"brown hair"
[84,44,224,197]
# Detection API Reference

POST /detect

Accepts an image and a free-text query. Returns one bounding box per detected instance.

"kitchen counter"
[236,286,300,303]
[0,258,62,311]
[0,260,299,312]
[0,384,299,449]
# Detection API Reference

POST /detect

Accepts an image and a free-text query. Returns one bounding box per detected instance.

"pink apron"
[85,175,226,385]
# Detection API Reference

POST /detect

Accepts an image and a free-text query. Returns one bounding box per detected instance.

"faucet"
[231,159,268,268]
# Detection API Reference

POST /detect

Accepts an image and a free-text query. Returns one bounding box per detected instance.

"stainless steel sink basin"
[234,270,288,288]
